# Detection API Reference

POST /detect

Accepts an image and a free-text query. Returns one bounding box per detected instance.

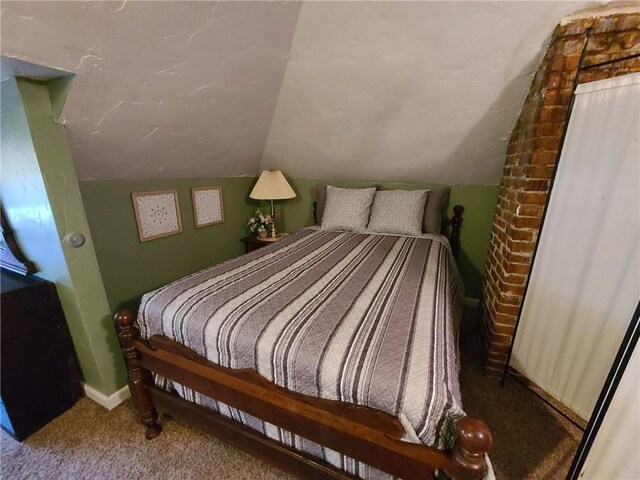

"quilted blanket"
[137,228,465,478]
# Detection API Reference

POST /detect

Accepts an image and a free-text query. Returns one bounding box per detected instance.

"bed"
[114,199,492,480]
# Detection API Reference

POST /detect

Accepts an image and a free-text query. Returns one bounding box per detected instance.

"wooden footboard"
[115,309,491,480]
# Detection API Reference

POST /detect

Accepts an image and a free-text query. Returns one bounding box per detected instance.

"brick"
[493,323,516,336]
[499,292,522,306]
[592,17,619,34]
[490,331,515,345]
[564,55,581,71]
[518,150,533,166]
[547,73,562,89]
[517,191,548,205]
[535,121,564,138]
[501,176,515,189]
[557,21,591,37]
[507,238,536,254]
[616,15,640,31]
[561,38,585,56]
[489,251,500,268]
[487,282,503,302]
[488,269,499,285]
[538,106,568,122]
[559,88,573,104]
[589,31,640,53]
[494,313,517,326]
[523,165,555,180]
[514,216,542,229]
[542,88,560,105]
[503,165,515,177]
[504,250,532,263]
[531,150,557,166]
[584,53,612,66]
[487,351,508,362]
[503,261,531,275]
[579,70,602,84]
[533,136,562,151]
[559,72,578,89]
[503,272,527,286]
[549,56,565,72]
[523,179,550,192]
[501,282,525,296]
[489,342,511,355]
[517,204,544,217]
[495,303,521,316]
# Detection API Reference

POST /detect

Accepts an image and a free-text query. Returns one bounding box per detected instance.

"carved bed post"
[450,205,464,260]
[114,309,162,439]
[451,416,492,479]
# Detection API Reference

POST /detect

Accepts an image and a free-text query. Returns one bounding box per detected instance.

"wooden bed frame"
[114,204,492,480]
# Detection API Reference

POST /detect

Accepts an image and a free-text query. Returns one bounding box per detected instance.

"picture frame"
[191,186,225,228]
[131,190,182,242]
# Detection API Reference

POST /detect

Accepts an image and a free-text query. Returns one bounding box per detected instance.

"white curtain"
[510,73,640,420]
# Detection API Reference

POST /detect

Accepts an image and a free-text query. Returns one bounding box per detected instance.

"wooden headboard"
[312,201,464,260]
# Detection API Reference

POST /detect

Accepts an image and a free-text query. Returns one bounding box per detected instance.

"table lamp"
[249,170,296,240]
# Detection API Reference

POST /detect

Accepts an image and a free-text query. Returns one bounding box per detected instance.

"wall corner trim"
[84,384,130,411]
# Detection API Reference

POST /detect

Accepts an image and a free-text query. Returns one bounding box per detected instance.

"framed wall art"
[131,190,182,242]
[191,186,224,228]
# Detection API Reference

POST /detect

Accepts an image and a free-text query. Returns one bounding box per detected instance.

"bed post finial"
[451,416,492,479]
[114,309,162,439]
[450,205,464,260]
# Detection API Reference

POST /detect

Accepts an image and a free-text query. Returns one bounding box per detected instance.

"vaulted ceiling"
[1,1,605,184]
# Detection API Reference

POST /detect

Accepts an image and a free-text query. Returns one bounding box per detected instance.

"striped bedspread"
[137,228,465,478]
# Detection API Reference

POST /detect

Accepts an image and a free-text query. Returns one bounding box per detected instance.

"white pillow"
[321,186,376,233]
[367,190,429,236]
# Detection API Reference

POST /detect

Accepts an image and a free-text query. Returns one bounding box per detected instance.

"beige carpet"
[1,397,290,480]
[1,326,582,480]
[458,330,583,479]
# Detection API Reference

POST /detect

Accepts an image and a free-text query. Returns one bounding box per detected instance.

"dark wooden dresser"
[1,269,83,440]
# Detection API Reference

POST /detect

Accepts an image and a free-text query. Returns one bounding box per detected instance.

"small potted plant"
[246,209,272,239]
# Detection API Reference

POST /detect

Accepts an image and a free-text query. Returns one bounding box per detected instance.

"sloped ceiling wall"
[262,1,601,184]
[0,1,302,180]
[1,1,602,184]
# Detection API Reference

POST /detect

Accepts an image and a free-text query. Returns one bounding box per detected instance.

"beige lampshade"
[249,170,296,200]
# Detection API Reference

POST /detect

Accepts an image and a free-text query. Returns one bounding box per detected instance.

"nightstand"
[241,234,289,253]
[241,235,270,254]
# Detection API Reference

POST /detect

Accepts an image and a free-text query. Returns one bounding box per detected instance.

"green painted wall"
[77,175,496,392]
[79,178,258,312]
[82,176,497,318]
[1,77,121,395]
[274,178,499,299]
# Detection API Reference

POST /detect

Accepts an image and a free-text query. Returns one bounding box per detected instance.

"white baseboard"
[464,297,480,308]
[84,384,130,411]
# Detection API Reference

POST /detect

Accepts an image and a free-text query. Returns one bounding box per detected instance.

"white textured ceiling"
[262,1,601,185]
[1,1,605,184]
[1,1,302,180]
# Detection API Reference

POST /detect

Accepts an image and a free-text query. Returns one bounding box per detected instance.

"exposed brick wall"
[480,12,640,377]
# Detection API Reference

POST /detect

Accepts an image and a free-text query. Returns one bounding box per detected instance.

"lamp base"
[257,234,281,242]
